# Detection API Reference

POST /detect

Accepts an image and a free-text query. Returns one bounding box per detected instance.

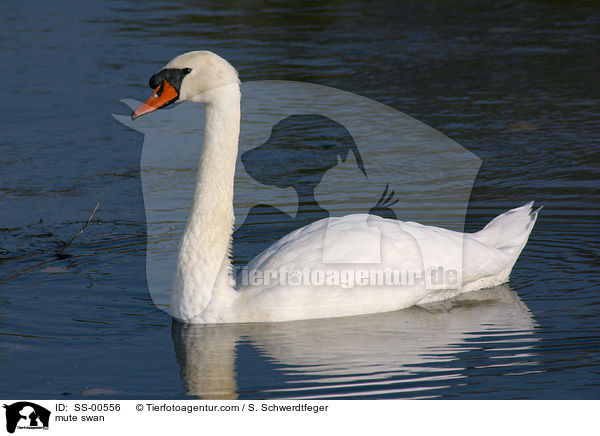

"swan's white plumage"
[228,207,539,322]
[135,51,539,324]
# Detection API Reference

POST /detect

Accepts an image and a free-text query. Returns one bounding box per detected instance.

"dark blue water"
[1,0,599,399]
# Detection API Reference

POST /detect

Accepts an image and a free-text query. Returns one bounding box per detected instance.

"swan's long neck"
[171,84,241,323]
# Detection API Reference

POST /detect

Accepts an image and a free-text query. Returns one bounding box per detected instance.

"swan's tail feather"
[473,202,541,259]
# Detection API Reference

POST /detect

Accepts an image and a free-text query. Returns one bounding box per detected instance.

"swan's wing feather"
[246,214,513,287]
[235,214,525,321]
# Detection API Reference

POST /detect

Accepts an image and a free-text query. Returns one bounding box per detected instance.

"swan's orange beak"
[132,80,179,120]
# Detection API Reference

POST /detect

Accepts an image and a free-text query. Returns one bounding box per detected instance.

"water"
[1,0,599,399]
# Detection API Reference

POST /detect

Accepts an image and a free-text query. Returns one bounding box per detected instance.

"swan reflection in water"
[171,284,537,399]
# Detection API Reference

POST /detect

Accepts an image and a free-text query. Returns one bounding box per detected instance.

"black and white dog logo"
[3,402,50,434]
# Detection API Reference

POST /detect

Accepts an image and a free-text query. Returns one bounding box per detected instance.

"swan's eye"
[153,82,165,98]
[183,68,192,74]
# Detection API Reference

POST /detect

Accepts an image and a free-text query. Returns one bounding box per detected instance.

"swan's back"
[229,203,539,322]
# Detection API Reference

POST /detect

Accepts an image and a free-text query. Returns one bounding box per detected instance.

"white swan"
[132,50,539,324]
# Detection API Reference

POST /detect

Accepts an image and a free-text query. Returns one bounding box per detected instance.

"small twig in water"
[57,202,100,258]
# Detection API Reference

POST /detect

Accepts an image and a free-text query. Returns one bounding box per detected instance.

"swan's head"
[132,50,239,119]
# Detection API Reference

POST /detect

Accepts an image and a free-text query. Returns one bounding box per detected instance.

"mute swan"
[131,50,539,324]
